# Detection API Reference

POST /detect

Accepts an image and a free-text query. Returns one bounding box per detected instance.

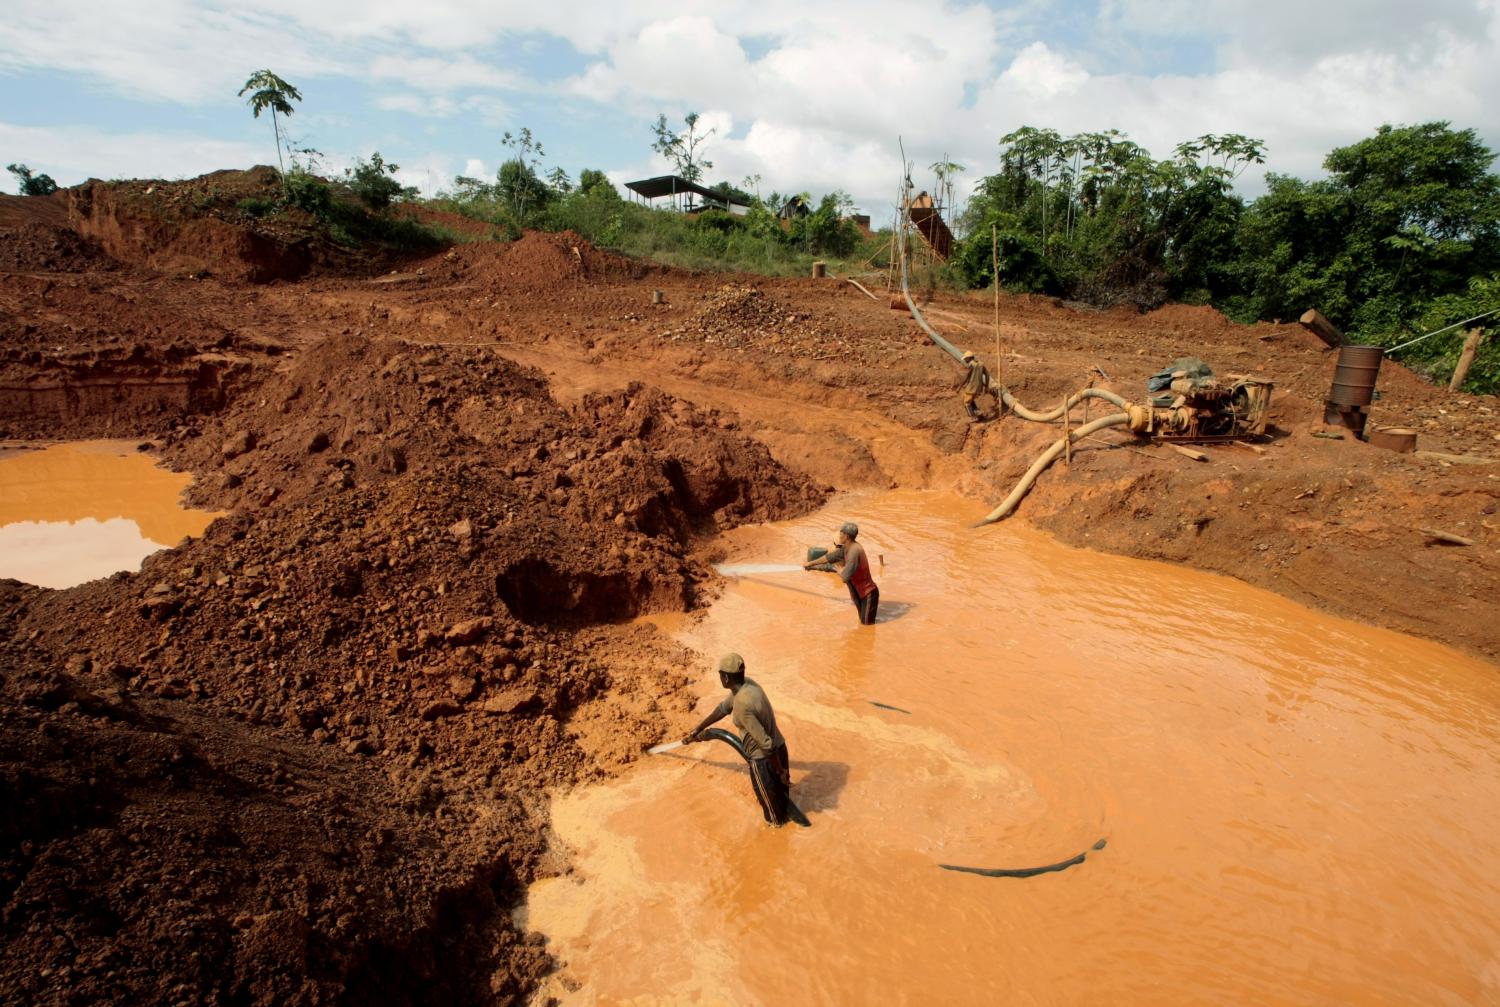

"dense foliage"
[7,163,58,196]
[954,121,1500,392]
[431,133,881,276]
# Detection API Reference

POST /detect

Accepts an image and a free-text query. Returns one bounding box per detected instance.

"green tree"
[6,163,58,196]
[651,112,715,185]
[238,70,302,181]
[1233,121,1500,335]
[500,127,548,219]
[788,191,860,256]
[344,152,414,212]
[577,169,619,200]
[930,156,965,232]
[546,166,573,194]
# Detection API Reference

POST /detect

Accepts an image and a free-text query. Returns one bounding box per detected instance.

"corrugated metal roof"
[624,174,751,207]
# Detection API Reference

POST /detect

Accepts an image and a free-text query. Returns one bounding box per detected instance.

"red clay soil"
[2,171,1498,1004]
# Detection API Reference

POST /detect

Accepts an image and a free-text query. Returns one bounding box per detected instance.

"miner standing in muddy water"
[803,521,880,624]
[958,350,995,421]
[682,654,794,826]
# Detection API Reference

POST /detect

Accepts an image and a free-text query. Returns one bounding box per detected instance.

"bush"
[284,170,333,217]
[236,196,277,218]
[7,163,58,196]
[345,152,414,212]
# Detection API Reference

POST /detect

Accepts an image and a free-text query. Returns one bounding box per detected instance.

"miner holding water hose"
[803,521,880,625]
[682,653,797,826]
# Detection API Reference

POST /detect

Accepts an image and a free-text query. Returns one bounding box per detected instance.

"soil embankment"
[2,170,1497,1002]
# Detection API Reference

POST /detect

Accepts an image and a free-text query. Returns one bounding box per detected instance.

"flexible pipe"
[897,227,1127,421]
[979,413,1132,524]
[1000,386,1128,421]
[899,225,966,363]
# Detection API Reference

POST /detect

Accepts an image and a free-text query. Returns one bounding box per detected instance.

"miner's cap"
[718,653,745,676]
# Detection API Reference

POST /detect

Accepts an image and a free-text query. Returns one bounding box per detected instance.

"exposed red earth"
[1,171,1495,1004]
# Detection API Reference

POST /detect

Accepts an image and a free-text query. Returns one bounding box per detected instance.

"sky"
[2,0,1498,217]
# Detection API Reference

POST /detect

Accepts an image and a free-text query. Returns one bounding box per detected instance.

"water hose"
[698,728,811,828]
[979,412,1132,524]
[899,223,965,364]
[940,837,1107,878]
[898,222,1126,423]
[1000,386,1129,421]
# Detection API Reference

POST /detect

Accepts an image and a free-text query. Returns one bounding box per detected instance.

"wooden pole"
[1449,328,1484,392]
[1298,309,1344,348]
[1062,395,1071,465]
[992,223,1000,363]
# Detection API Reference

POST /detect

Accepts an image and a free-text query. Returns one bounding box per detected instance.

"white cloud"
[1000,43,1089,98]
[0,121,268,184]
[1,0,1498,212]
[376,93,510,123]
[367,55,523,93]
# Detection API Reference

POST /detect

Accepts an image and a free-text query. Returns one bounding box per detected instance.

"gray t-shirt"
[711,678,785,760]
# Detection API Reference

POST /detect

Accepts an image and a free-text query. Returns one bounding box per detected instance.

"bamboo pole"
[1062,395,1071,465]
[992,223,1000,363]
[1449,328,1485,391]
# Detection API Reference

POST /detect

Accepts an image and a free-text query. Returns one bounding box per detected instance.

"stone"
[481,688,536,715]
[444,617,492,645]
[419,701,460,721]
[447,674,476,701]
[222,430,256,459]
[448,518,473,540]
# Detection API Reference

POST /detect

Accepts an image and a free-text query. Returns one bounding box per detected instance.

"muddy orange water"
[0,441,220,589]
[524,491,1500,1006]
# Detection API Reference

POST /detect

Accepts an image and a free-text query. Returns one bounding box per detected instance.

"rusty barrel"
[1329,345,1384,406]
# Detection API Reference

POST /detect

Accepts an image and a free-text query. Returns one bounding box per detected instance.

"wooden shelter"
[624,174,751,214]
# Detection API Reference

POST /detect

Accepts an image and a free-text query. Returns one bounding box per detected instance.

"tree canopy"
[954,119,1500,391]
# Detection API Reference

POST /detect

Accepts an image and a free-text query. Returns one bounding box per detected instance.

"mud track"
[2,175,1497,1004]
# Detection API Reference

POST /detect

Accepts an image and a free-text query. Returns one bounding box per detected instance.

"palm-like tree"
[239,70,303,181]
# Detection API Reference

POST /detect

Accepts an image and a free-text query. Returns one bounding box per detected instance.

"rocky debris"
[0,223,119,273]
[1,332,824,1005]
[660,283,856,357]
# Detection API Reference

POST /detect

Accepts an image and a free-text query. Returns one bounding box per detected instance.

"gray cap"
[718,653,745,676]
[840,522,858,539]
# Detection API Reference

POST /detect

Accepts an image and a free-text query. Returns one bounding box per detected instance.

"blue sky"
[3,1,1498,216]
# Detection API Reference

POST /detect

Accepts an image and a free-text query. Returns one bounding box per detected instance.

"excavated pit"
[3,170,1498,1004]
[0,327,828,1005]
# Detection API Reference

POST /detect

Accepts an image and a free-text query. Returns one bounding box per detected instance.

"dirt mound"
[0,223,119,273]
[68,170,318,284]
[663,283,859,357]
[395,204,498,241]
[0,630,548,1005]
[0,332,825,1002]
[450,230,648,290]
[0,192,69,229]
[1143,302,1234,332]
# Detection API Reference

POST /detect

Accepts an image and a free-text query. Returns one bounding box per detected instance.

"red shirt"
[840,541,877,599]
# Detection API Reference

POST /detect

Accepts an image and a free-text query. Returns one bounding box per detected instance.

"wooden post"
[1298,309,1343,348]
[992,223,1000,363]
[812,261,827,279]
[1062,395,1071,465]
[1449,328,1484,391]
[651,290,664,304]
